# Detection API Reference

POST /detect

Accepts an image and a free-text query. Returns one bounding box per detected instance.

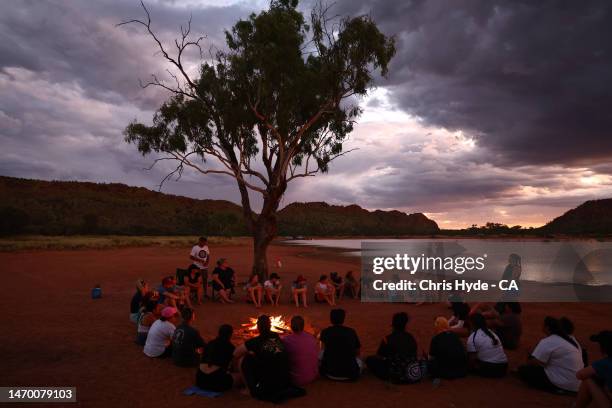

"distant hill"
[542,199,612,235]
[277,202,439,236]
[0,176,246,235]
[0,176,439,236]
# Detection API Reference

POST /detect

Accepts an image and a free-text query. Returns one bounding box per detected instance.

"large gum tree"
[121,0,395,278]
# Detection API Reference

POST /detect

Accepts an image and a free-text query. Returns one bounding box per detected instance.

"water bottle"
[91,284,102,299]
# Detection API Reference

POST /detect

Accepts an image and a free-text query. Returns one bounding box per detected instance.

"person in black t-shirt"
[235,315,292,400]
[180,265,203,305]
[366,312,417,381]
[320,308,362,381]
[211,258,235,303]
[172,307,205,367]
[429,317,468,379]
[196,324,239,392]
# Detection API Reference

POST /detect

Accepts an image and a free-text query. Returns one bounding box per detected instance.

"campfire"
[234,314,318,341]
[241,315,291,334]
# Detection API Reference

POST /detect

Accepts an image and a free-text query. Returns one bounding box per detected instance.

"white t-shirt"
[264,280,279,289]
[190,245,209,269]
[467,329,508,364]
[144,320,176,357]
[531,334,583,392]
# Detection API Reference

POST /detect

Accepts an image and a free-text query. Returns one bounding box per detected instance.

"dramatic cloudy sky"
[1,0,612,228]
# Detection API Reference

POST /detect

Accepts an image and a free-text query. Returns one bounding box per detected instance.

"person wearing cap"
[264,273,283,306]
[575,331,612,408]
[144,306,179,358]
[211,258,235,304]
[291,275,308,308]
[428,316,468,379]
[190,237,210,297]
[130,279,149,323]
[157,276,183,308]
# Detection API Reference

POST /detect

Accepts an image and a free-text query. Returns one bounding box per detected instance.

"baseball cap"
[161,306,178,318]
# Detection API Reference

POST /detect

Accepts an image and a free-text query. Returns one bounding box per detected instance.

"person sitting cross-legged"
[196,324,241,392]
[518,316,583,393]
[211,258,235,304]
[320,308,363,381]
[172,307,205,367]
[366,312,417,382]
[235,315,304,402]
[467,313,508,378]
[428,317,468,379]
[144,306,179,358]
[282,315,319,386]
[136,299,162,346]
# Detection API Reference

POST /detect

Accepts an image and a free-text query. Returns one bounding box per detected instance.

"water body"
[285,238,612,286]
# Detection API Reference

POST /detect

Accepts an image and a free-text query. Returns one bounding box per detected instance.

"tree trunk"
[252,213,276,279]
[251,181,286,280]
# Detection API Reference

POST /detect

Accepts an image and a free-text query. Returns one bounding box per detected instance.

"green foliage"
[0,176,247,236]
[124,0,395,206]
[0,206,30,236]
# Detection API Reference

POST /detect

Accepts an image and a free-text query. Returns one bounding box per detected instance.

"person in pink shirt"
[282,315,319,386]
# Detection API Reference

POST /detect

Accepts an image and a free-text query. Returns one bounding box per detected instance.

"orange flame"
[242,315,291,333]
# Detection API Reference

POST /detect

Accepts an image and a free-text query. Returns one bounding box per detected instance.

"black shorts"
[196,368,233,392]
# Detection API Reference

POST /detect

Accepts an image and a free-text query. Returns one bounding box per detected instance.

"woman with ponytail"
[518,316,583,393]
[466,313,508,378]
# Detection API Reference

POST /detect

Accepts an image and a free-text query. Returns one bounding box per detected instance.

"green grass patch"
[0,235,251,251]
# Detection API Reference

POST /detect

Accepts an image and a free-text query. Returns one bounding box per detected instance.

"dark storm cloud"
[333,0,612,167]
[1,0,612,228]
[0,0,249,109]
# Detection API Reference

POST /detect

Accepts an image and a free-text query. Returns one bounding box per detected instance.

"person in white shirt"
[518,316,583,393]
[263,273,282,306]
[190,237,210,297]
[315,275,336,306]
[144,306,179,358]
[466,313,508,378]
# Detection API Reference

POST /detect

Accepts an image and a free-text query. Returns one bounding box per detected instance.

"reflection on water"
[285,238,612,286]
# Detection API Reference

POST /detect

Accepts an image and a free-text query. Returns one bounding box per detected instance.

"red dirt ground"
[1,243,611,407]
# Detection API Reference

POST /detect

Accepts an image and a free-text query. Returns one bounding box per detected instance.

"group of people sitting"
[129,275,612,406]
[243,270,361,308]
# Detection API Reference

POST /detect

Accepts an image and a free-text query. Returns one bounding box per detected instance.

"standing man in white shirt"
[190,237,210,299]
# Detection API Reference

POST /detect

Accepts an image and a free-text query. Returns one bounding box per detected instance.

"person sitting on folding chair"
[211,258,235,304]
